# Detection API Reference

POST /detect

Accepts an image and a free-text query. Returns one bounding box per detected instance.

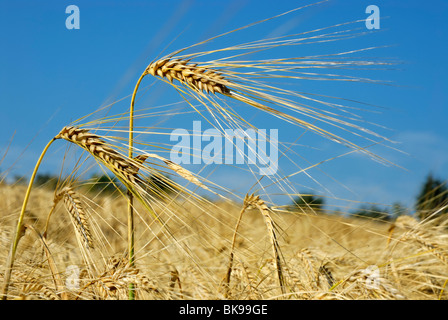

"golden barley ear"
[9,270,60,300]
[55,126,140,185]
[318,265,336,289]
[387,215,419,246]
[142,22,398,168]
[389,215,448,265]
[55,186,94,250]
[246,193,286,295]
[144,58,231,95]
[340,268,406,300]
[297,248,318,284]
[403,232,448,266]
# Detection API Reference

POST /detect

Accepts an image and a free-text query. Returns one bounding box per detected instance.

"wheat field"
[1,182,447,300]
[1,2,447,301]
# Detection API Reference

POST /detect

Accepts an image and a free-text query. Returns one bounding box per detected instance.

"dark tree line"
[290,173,448,222]
[415,173,448,220]
[13,172,176,198]
[11,171,448,222]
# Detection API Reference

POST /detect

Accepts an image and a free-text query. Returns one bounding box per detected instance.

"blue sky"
[0,0,447,213]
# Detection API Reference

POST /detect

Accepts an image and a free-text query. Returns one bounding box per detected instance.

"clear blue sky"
[0,0,447,213]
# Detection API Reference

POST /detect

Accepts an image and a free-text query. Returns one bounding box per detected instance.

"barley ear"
[144,58,231,95]
[247,193,286,295]
[58,187,94,250]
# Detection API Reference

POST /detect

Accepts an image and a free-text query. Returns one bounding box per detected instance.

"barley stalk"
[2,138,55,299]
[223,193,252,297]
[127,73,145,300]
[23,224,68,300]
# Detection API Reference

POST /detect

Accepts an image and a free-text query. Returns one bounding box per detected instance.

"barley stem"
[24,224,68,300]
[127,73,145,300]
[224,199,249,297]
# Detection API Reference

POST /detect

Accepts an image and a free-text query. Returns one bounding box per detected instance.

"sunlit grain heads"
[144,58,231,95]
[343,268,406,299]
[78,255,161,300]
[390,216,448,265]
[8,270,59,300]
[55,187,94,250]
[403,232,448,266]
[244,193,285,294]
[55,126,139,184]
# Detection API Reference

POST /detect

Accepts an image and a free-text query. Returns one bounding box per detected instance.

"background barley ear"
[390,215,448,266]
[51,186,94,250]
[76,255,132,300]
[9,270,60,300]
[403,232,448,266]
[247,193,286,295]
[387,215,420,246]
[297,248,318,285]
[318,265,336,290]
[281,262,304,298]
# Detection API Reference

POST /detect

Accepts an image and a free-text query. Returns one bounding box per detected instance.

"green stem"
[127,73,145,300]
[1,138,56,300]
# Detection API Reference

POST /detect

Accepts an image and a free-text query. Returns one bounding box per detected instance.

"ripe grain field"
[1,183,447,300]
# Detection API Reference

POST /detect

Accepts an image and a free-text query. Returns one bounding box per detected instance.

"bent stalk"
[127,73,145,300]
